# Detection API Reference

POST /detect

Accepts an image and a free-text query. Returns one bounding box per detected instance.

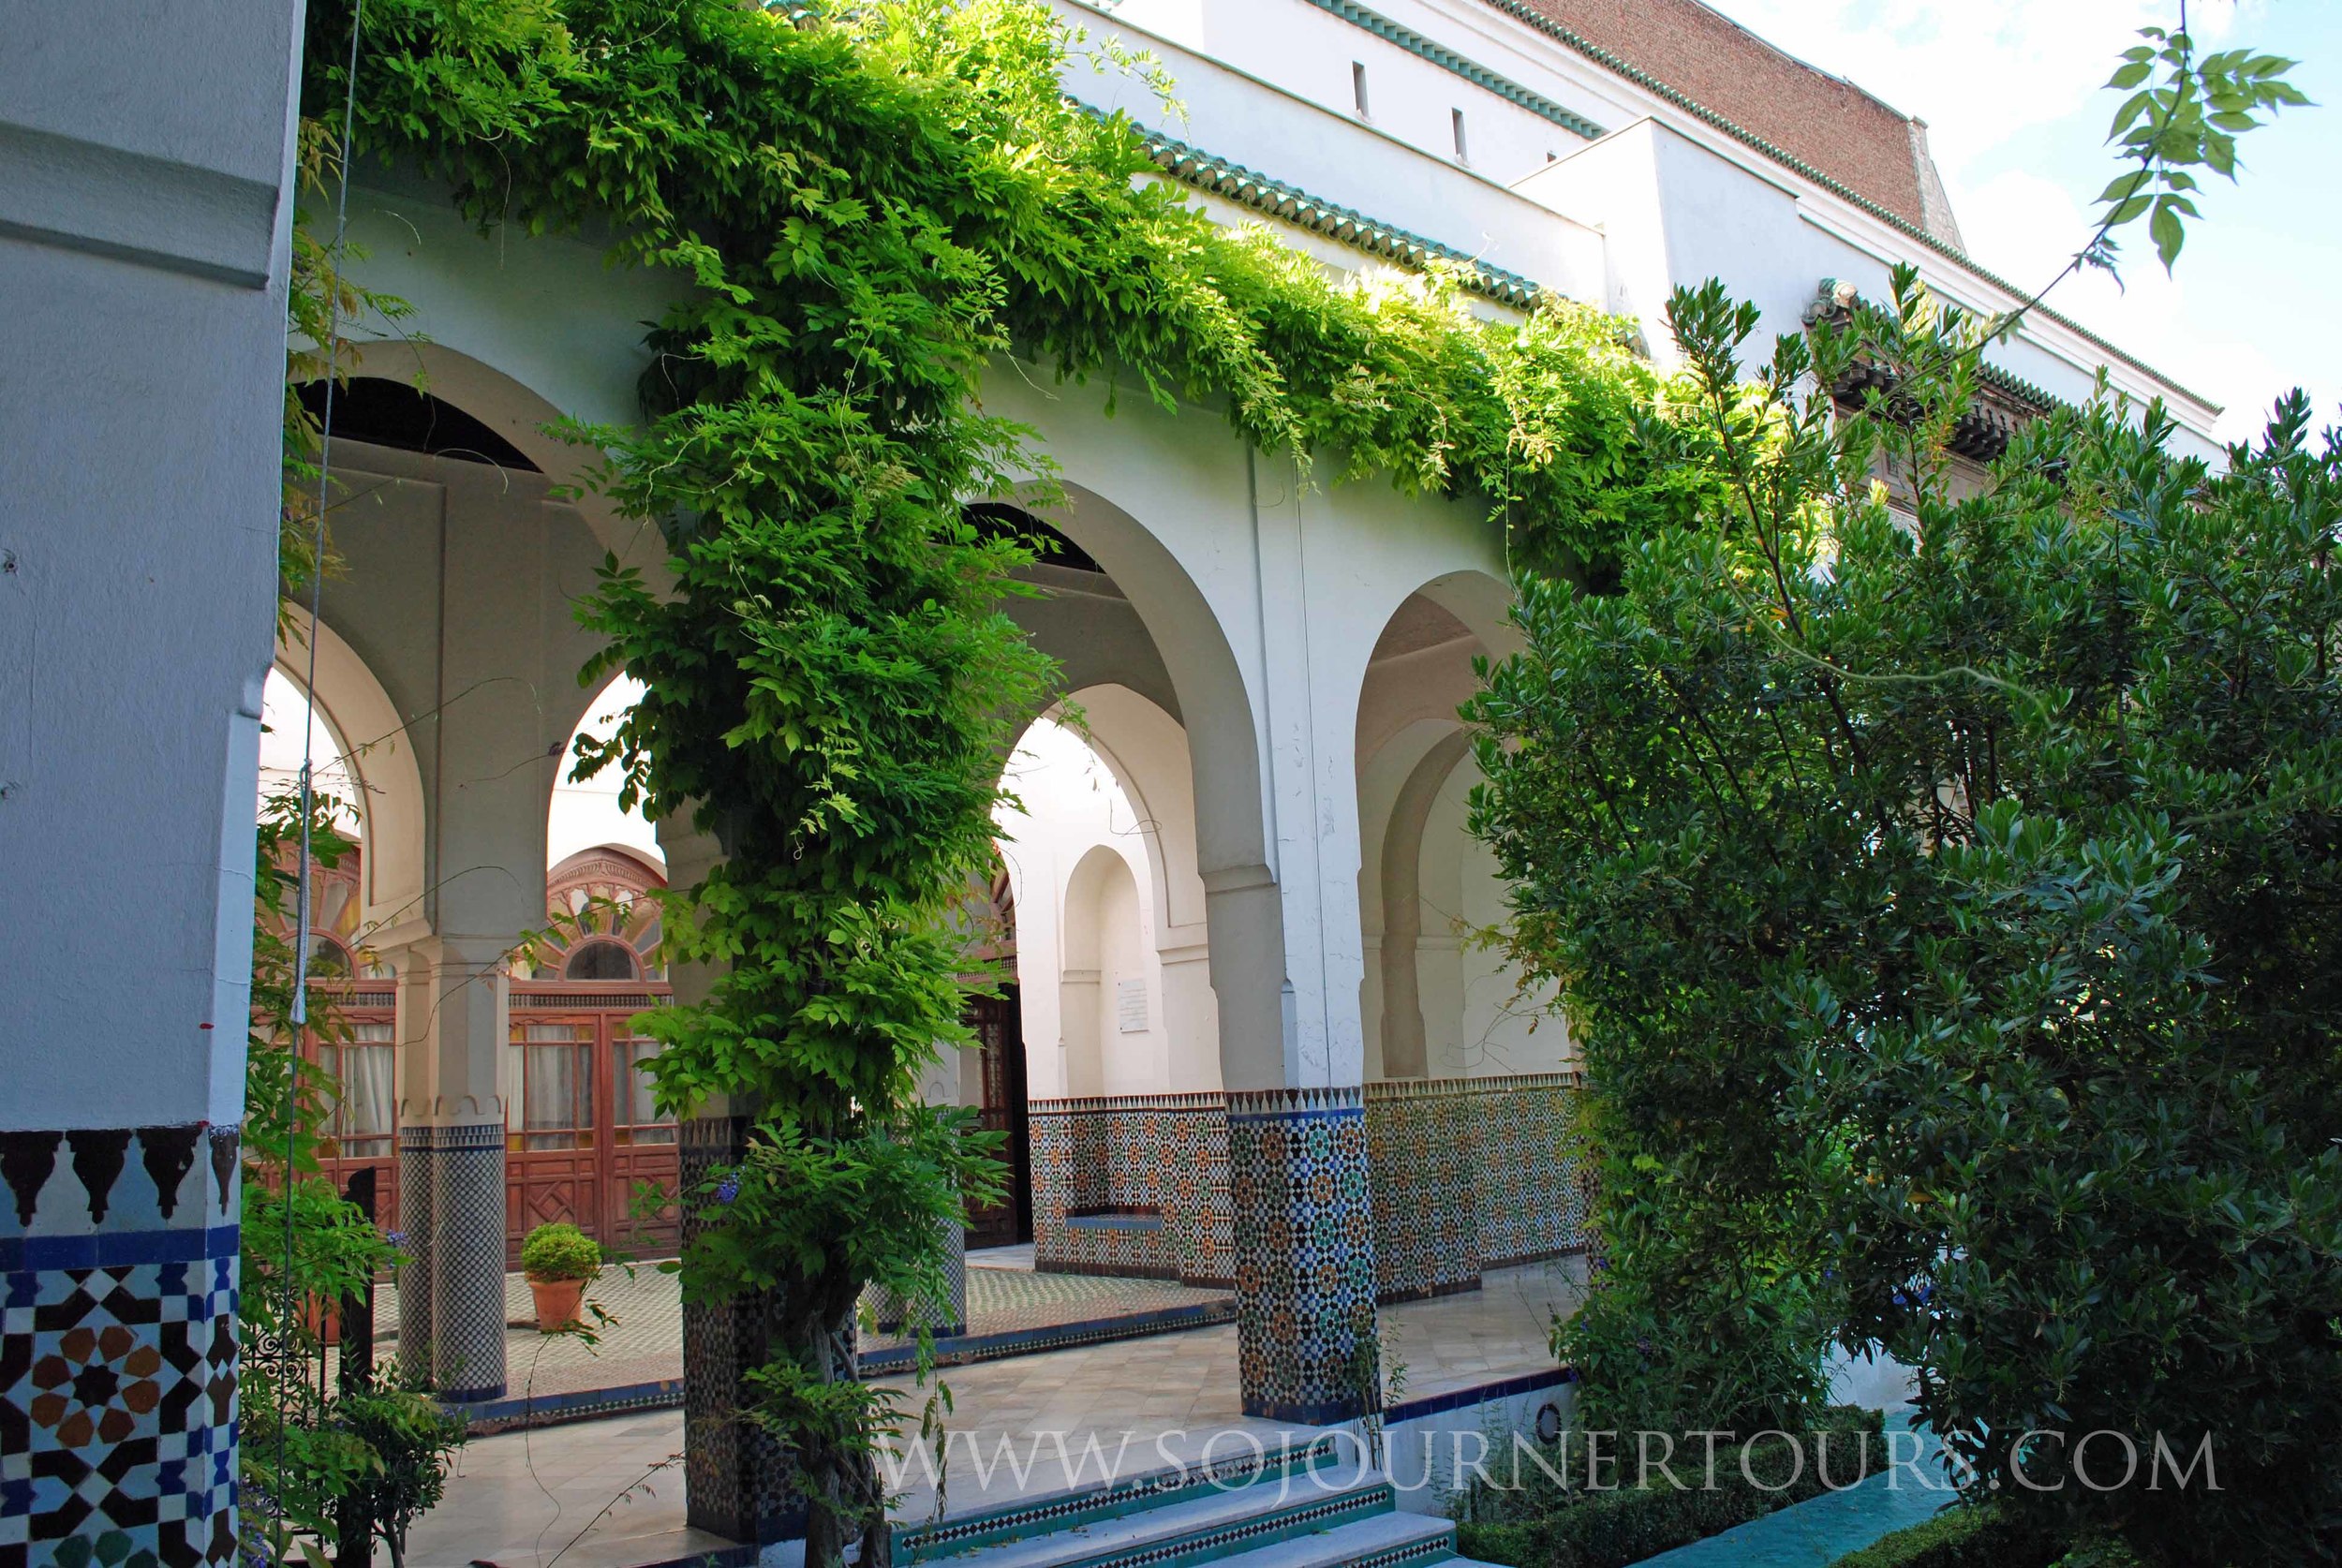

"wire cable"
[285,0,365,1552]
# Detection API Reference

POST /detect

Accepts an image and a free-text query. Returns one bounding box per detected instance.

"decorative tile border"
[2,1121,242,1567]
[1030,1076,1588,1315]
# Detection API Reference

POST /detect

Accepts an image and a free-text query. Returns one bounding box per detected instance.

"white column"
[0,8,304,1561]
[1218,449,1380,1421]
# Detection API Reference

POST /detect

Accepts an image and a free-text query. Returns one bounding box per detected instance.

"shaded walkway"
[372,1250,1238,1429]
[404,1259,1585,1568]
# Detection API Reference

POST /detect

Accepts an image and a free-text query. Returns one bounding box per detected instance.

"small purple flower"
[715,1173,742,1206]
[385,1229,408,1248]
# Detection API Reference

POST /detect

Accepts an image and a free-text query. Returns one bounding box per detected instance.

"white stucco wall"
[1,4,306,1130]
[1077,0,2220,448]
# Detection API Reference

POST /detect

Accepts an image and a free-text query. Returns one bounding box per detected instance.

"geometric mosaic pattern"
[861,1216,967,1338]
[675,1116,800,1545]
[1363,1083,1481,1300]
[1,1121,241,1568]
[1224,1087,1377,1424]
[1030,1075,1589,1314]
[394,1127,436,1388]
[1030,1094,1229,1286]
[1,1239,241,1568]
[1461,1074,1589,1267]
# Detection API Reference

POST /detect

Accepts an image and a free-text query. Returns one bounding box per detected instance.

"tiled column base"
[1225,1087,1378,1424]
[678,1117,801,1544]
[394,1125,436,1388]
[423,1121,505,1401]
[1,1123,242,1567]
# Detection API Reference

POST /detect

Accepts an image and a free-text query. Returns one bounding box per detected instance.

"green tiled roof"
[1470,0,2218,413]
[1813,282,2067,407]
[1130,122,1549,308]
[1302,0,1607,141]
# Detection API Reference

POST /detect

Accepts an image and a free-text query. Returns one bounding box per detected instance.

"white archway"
[1060,844,1157,1097]
[272,618,430,946]
[1354,580,1565,1081]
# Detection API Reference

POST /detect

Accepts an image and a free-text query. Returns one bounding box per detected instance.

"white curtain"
[343,1021,396,1149]
[522,1024,590,1149]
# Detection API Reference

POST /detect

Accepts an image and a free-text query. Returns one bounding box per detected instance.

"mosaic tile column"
[423,1120,506,1402]
[393,1125,436,1388]
[678,1116,801,1544]
[1224,1087,1379,1423]
[1,1123,243,1566]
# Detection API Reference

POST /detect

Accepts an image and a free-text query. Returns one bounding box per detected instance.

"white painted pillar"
[1216,449,1380,1422]
[391,934,511,1400]
[0,8,304,1560]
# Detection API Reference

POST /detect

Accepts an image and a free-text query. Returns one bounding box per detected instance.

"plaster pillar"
[1214,451,1380,1423]
[391,935,510,1401]
[0,7,304,1560]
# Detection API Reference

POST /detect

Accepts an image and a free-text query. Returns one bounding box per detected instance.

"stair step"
[897,1437,1344,1561]
[909,1476,1396,1568]
[1218,1512,1456,1568]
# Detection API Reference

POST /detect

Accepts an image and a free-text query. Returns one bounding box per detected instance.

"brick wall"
[1507,0,1955,240]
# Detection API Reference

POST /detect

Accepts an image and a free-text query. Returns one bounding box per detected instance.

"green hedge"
[1456,1408,1885,1568]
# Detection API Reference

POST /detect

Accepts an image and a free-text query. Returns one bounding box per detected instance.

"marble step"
[907,1474,1398,1568]
[896,1436,1347,1561]
[1211,1511,1458,1568]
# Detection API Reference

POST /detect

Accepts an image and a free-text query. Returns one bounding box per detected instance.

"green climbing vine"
[302,0,1692,1559]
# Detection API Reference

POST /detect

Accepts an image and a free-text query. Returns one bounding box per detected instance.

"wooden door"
[604,1017,681,1253]
[506,996,681,1261]
[506,1013,602,1260]
[965,987,1031,1249]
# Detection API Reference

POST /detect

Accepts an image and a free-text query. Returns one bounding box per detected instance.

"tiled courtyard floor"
[370,1250,1238,1409]
[403,1257,1587,1568]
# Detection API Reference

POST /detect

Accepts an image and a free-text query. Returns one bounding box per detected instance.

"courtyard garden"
[240,4,2334,1567]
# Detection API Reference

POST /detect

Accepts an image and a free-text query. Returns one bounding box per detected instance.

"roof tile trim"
[1473,0,2218,411]
[1126,118,1550,307]
[1301,0,1608,141]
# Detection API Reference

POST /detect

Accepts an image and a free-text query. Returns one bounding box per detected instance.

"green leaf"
[2149,197,2186,269]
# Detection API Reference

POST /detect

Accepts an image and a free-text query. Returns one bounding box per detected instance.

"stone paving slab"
[366,1255,1241,1421]
[399,1259,1587,1568]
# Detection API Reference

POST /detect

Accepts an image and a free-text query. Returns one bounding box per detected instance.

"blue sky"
[1701,0,2339,443]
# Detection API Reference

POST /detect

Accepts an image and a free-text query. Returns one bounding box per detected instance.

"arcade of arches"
[253,353,1593,1540]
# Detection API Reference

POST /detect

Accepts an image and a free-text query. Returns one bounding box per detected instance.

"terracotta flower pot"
[528,1275,587,1332]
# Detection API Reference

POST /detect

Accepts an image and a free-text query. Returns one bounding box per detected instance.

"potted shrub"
[519,1221,600,1332]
